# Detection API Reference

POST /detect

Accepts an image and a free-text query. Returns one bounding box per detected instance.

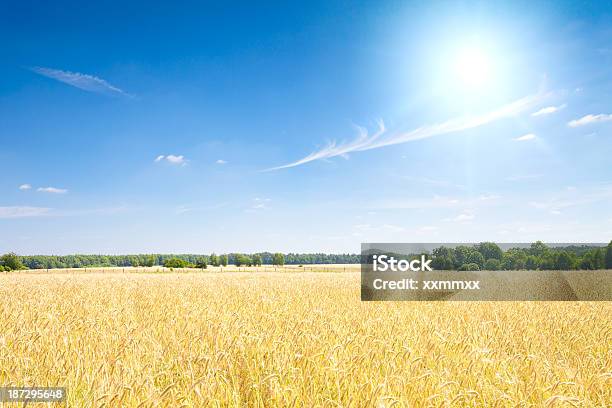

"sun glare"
[454,47,492,90]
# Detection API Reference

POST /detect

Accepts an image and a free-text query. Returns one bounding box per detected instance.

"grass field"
[1,271,610,407]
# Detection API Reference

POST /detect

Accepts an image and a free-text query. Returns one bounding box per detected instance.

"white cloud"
[568,113,612,127]
[37,187,67,194]
[18,184,31,190]
[381,224,405,232]
[479,194,501,201]
[352,223,406,233]
[526,184,612,214]
[265,93,548,171]
[155,155,187,166]
[531,104,566,117]
[402,176,466,190]
[446,213,475,222]
[216,159,227,164]
[372,195,463,210]
[513,133,536,142]
[29,67,131,97]
[246,197,271,212]
[0,206,50,219]
[166,155,186,165]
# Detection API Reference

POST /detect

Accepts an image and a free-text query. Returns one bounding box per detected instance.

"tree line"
[1,242,611,271]
[1,252,358,271]
[428,241,612,271]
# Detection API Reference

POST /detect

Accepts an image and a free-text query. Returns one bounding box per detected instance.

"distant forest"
[368,241,612,271]
[10,252,360,270]
[1,242,611,271]
[426,242,612,271]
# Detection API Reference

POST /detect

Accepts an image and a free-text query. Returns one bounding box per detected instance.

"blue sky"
[1,1,611,254]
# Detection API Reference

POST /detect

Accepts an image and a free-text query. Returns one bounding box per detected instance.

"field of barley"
[1,271,610,407]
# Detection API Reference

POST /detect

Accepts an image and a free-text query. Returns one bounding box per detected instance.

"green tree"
[539,252,556,270]
[554,251,572,270]
[525,255,539,270]
[0,253,25,271]
[142,255,155,267]
[195,257,208,269]
[580,250,596,270]
[529,241,548,257]
[502,248,527,270]
[483,258,501,270]
[253,254,262,266]
[235,254,253,267]
[210,253,219,267]
[163,258,189,269]
[432,246,455,270]
[219,254,228,267]
[128,256,140,267]
[466,251,485,268]
[272,253,285,266]
[459,263,480,271]
[476,242,503,261]
[605,241,612,269]
[594,248,605,269]
[453,246,472,268]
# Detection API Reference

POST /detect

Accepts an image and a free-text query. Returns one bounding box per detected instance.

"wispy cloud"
[531,104,566,117]
[216,159,227,164]
[175,202,230,214]
[401,176,466,190]
[251,197,271,209]
[155,155,188,166]
[505,174,543,181]
[513,133,536,142]
[528,183,612,215]
[444,212,475,222]
[352,223,406,234]
[37,186,68,194]
[245,197,271,213]
[371,195,462,210]
[478,194,501,201]
[568,113,612,127]
[265,93,548,171]
[0,206,51,219]
[18,184,31,190]
[29,67,131,97]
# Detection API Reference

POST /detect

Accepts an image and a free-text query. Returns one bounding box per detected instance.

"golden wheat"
[0,272,610,407]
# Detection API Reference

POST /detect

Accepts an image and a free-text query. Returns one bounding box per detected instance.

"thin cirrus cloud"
[0,206,51,219]
[18,184,32,190]
[155,155,188,166]
[444,213,475,222]
[513,133,536,142]
[216,159,227,164]
[37,186,68,194]
[264,93,549,171]
[29,66,132,97]
[531,104,566,116]
[568,113,612,127]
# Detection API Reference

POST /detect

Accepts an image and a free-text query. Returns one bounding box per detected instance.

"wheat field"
[0,272,610,407]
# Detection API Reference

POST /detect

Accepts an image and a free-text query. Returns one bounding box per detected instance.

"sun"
[453,47,493,90]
